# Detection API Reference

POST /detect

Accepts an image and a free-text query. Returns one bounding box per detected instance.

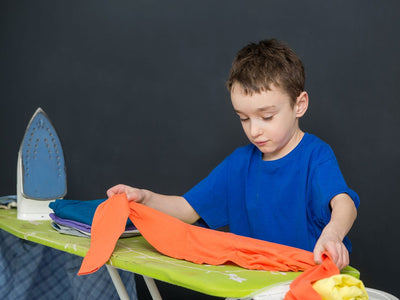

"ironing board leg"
[143,275,163,300]
[105,264,130,300]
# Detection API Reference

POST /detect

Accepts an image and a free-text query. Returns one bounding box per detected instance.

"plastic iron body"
[17,108,67,220]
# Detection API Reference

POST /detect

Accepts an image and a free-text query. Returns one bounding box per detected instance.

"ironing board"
[0,208,360,299]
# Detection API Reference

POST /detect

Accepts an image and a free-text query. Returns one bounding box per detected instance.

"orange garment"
[78,194,340,299]
[286,253,339,300]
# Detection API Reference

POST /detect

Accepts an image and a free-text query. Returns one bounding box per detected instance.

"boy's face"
[231,83,307,161]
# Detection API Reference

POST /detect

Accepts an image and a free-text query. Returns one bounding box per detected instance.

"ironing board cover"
[0,209,360,298]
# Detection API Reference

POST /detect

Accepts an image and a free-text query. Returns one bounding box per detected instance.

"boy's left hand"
[313,224,349,270]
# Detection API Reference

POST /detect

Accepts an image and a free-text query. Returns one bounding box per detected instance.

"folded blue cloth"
[49,199,134,226]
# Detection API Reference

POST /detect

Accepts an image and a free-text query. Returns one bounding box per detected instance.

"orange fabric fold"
[285,253,339,300]
[78,194,130,274]
[78,194,340,299]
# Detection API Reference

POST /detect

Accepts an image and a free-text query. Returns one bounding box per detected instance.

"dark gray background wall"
[1,1,399,298]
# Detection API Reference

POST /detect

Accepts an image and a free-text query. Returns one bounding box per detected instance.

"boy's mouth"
[254,140,268,147]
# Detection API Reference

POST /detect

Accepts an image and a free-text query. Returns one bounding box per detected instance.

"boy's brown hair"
[227,39,305,105]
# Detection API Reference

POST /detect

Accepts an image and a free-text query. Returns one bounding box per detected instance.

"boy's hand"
[107,184,200,224]
[313,224,349,270]
[107,184,145,203]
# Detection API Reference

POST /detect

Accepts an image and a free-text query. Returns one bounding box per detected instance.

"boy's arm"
[107,184,200,224]
[313,193,357,270]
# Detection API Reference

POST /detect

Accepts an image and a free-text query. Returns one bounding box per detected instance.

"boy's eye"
[263,116,273,121]
[238,116,249,122]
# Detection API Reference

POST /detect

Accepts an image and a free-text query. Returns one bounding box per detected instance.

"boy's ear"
[295,91,309,117]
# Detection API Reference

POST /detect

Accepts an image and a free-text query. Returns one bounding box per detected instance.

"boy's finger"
[106,184,127,197]
[126,189,141,202]
[106,188,116,197]
[313,246,324,265]
[337,246,349,270]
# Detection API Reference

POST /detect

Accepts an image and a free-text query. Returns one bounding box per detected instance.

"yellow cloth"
[312,274,368,300]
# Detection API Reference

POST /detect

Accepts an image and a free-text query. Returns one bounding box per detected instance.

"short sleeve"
[310,155,360,225]
[183,157,230,229]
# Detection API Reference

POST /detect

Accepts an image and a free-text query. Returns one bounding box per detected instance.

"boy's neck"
[262,129,305,161]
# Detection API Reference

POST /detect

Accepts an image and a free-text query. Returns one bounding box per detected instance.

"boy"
[107,39,359,270]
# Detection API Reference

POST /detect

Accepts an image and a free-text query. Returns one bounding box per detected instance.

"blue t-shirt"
[183,133,360,252]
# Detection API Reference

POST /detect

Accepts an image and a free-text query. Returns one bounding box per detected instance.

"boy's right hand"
[106,184,145,203]
[108,184,200,224]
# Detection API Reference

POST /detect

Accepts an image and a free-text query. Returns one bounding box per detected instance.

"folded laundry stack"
[0,195,17,209]
[49,198,140,238]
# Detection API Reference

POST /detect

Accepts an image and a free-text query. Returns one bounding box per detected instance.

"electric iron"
[17,108,67,220]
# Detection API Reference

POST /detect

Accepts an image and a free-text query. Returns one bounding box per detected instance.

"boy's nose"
[249,121,263,138]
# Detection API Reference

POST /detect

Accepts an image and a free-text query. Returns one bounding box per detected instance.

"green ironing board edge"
[110,236,304,298]
[108,240,359,298]
[0,209,360,298]
[0,209,90,257]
